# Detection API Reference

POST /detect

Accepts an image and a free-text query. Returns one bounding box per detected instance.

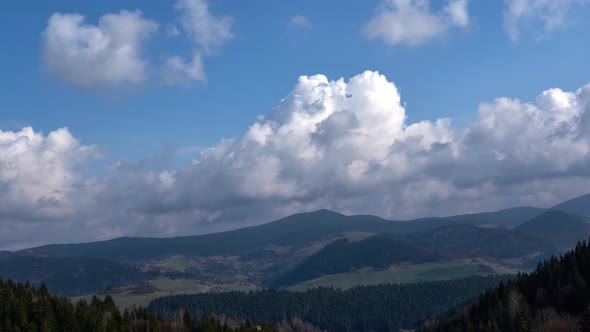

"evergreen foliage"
[426,239,590,331]
[148,275,509,331]
[0,278,276,332]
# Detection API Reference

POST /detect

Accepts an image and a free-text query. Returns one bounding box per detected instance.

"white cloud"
[113,71,590,227]
[290,15,312,29]
[163,52,207,84]
[175,0,234,54]
[164,0,235,85]
[364,0,470,46]
[445,0,470,27]
[4,72,590,249]
[0,127,97,220]
[41,11,158,88]
[503,0,590,41]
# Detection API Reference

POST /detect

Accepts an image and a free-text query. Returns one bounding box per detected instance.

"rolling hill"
[551,193,590,218]
[272,225,554,288]
[15,206,549,262]
[413,206,545,228]
[515,210,590,249]
[3,193,589,298]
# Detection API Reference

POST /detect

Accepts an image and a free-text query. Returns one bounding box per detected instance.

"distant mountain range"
[2,193,590,296]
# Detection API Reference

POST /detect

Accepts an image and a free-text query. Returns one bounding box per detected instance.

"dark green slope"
[515,210,590,249]
[432,206,545,227]
[270,235,438,287]
[403,225,554,260]
[0,255,157,296]
[427,239,590,332]
[552,193,590,218]
[271,225,554,288]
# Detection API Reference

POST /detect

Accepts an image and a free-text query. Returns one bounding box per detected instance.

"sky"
[1,0,590,250]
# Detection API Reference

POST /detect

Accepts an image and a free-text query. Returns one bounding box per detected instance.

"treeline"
[426,240,590,331]
[0,278,275,332]
[149,275,509,331]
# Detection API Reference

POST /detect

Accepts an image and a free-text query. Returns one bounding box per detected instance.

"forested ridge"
[0,278,276,332]
[149,275,509,331]
[426,239,590,331]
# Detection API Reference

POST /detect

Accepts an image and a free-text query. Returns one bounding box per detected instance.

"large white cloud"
[3,71,590,249]
[41,11,158,88]
[364,0,470,46]
[503,0,590,41]
[0,127,97,223]
[157,71,590,221]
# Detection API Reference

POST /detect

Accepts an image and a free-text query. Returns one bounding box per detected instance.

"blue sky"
[2,0,590,249]
[3,0,589,161]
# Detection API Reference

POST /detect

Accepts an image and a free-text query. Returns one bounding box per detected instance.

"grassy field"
[148,256,199,272]
[72,277,257,309]
[287,260,520,291]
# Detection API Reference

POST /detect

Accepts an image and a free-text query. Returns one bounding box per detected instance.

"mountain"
[5,193,589,297]
[515,210,590,249]
[15,207,547,262]
[552,193,590,218]
[17,210,395,261]
[427,239,590,331]
[431,206,546,228]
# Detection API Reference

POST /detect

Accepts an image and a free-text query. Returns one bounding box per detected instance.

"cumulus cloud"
[364,0,470,46]
[86,72,590,233]
[290,15,312,29]
[41,11,158,88]
[503,0,590,41]
[0,127,97,226]
[163,0,234,84]
[4,71,590,249]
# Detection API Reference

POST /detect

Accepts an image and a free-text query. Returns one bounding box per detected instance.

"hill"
[272,225,553,288]
[270,235,438,287]
[4,193,589,297]
[427,239,590,331]
[0,255,166,296]
[415,206,545,228]
[552,193,590,218]
[515,210,590,249]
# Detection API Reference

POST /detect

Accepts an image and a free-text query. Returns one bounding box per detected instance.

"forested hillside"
[0,256,169,296]
[149,275,509,331]
[0,278,275,332]
[270,235,438,287]
[272,225,552,288]
[515,210,590,249]
[426,239,590,331]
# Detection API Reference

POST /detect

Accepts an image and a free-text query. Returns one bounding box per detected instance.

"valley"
[2,193,589,311]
